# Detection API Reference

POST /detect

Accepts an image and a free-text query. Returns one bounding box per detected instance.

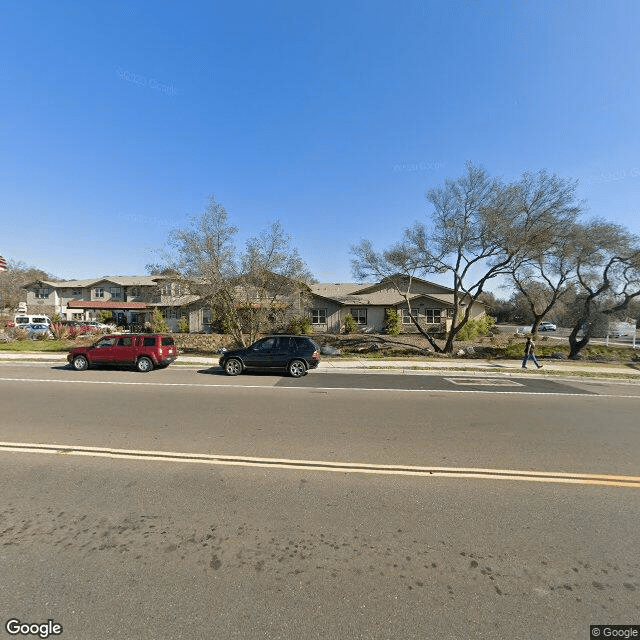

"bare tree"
[0,259,53,314]
[351,241,442,350]
[566,220,640,358]
[352,163,581,353]
[509,224,580,333]
[151,196,314,345]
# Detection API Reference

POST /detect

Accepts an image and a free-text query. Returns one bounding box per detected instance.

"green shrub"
[384,309,402,335]
[287,316,313,335]
[98,310,114,324]
[177,316,190,333]
[455,315,496,341]
[150,309,169,333]
[343,314,358,334]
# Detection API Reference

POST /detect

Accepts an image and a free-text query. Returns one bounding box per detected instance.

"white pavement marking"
[1,376,640,398]
[1,441,639,489]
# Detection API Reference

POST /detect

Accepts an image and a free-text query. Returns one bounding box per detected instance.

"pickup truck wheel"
[224,358,243,376]
[288,359,307,378]
[136,356,154,372]
[72,355,89,371]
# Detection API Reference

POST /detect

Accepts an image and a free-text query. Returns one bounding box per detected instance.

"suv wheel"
[136,356,154,372]
[288,359,307,378]
[72,355,89,371]
[224,358,243,376]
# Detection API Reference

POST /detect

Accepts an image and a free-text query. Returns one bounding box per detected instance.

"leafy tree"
[476,291,513,323]
[352,164,580,352]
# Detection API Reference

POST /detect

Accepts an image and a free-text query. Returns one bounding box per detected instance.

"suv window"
[117,337,133,346]
[295,337,316,350]
[143,337,157,347]
[255,337,276,351]
[161,337,175,346]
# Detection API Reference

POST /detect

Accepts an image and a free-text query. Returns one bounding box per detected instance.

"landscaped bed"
[0,330,638,364]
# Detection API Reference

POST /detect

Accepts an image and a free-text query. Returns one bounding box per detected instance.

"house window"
[129,287,139,297]
[424,309,442,324]
[70,288,82,296]
[95,288,104,298]
[402,309,413,324]
[350,308,367,325]
[310,309,327,324]
[72,313,83,320]
[35,288,50,299]
[162,308,182,319]
[110,287,123,299]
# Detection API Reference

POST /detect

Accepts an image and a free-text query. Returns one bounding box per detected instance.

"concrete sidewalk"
[1,350,639,379]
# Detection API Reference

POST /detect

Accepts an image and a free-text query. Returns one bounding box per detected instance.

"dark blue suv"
[219,335,320,377]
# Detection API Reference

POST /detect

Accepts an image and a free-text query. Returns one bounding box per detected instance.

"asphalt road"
[1,363,639,640]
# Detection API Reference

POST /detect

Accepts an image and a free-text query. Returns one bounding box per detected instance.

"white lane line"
[1,376,639,398]
[1,441,639,489]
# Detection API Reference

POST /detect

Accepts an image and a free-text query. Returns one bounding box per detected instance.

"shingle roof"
[308,283,368,299]
[67,301,148,310]
[26,276,162,288]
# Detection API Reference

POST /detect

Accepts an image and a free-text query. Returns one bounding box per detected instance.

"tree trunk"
[568,324,589,358]
[407,313,442,352]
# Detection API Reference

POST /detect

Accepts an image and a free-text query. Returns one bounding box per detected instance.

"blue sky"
[1,0,639,288]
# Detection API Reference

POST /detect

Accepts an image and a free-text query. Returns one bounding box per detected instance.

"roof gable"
[352,276,454,296]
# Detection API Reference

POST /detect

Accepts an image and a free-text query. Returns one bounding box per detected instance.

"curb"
[1,352,639,381]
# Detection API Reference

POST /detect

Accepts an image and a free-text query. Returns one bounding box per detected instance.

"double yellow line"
[1,441,639,489]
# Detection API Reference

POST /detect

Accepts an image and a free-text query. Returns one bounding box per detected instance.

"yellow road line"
[1,441,639,489]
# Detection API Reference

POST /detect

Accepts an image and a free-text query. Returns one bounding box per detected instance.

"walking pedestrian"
[522,336,543,369]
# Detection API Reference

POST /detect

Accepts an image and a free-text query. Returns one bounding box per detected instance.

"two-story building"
[22,276,207,332]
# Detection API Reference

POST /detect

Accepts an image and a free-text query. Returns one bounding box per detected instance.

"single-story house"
[305,277,485,333]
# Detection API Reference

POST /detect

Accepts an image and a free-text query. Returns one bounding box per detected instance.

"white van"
[14,314,52,327]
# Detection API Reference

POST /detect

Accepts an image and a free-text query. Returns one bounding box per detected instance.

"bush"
[50,322,69,340]
[178,316,190,333]
[98,310,114,324]
[343,314,358,334]
[12,327,29,341]
[150,309,169,333]
[384,309,402,336]
[287,316,313,335]
[455,315,496,341]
